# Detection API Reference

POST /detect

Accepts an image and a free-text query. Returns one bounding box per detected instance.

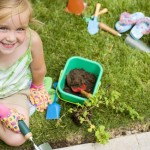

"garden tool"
[99,22,121,36]
[46,82,61,120]
[66,75,92,98]
[71,84,92,98]
[84,8,108,23]
[125,34,150,52]
[88,3,101,35]
[97,8,108,16]
[18,120,53,150]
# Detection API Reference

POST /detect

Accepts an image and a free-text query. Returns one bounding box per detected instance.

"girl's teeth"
[3,43,14,48]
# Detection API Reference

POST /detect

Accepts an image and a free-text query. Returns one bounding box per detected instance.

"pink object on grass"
[115,12,145,33]
[130,17,150,39]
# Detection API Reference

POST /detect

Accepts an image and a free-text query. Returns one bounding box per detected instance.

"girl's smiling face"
[0,9,30,55]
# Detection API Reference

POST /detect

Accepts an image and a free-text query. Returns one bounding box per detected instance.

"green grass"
[0,0,150,149]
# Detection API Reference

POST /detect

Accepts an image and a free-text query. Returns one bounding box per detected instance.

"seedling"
[68,88,143,144]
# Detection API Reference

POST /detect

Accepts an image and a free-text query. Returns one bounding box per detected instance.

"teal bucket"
[57,56,103,105]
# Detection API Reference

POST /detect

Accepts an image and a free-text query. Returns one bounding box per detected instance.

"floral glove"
[30,83,52,112]
[0,103,25,133]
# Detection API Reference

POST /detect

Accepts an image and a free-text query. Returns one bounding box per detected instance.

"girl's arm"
[29,30,52,112]
[30,30,46,86]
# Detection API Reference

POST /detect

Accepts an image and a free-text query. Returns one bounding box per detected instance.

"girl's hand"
[30,83,52,112]
[0,104,25,133]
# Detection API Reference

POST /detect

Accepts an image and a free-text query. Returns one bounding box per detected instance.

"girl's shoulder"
[30,29,43,53]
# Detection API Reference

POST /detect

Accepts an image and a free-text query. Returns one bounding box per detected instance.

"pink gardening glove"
[0,103,25,133]
[30,83,52,112]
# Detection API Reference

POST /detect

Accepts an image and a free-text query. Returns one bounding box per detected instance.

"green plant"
[68,89,143,144]
[103,90,143,120]
[95,125,110,144]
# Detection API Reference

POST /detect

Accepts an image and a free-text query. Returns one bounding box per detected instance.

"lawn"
[0,0,150,149]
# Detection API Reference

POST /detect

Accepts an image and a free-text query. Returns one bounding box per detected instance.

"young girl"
[0,0,51,147]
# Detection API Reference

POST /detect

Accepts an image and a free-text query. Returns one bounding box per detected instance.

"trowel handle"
[94,3,101,17]
[81,90,92,98]
[99,22,121,37]
[98,8,108,16]
[18,120,32,140]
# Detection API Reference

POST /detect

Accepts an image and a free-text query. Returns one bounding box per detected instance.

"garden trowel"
[99,22,121,36]
[125,34,150,52]
[84,8,108,23]
[87,3,101,35]
[71,84,92,98]
[18,120,53,150]
[46,82,61,120]
[66,75,92,98]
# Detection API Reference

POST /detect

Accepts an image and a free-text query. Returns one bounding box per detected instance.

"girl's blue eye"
[0,27,8,33]
[0,27,7,30]
[17,28,25,31]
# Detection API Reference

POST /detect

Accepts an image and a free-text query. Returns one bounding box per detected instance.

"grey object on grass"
[125,34,150,52]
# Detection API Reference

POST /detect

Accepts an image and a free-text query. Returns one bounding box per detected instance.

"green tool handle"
[18,120,33,140]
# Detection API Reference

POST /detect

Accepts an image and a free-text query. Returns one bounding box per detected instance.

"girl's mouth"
[1,42,16,49]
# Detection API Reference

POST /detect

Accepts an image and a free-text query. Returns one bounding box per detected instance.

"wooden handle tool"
[99,22,121,36]
[98,8,108,16]
[94,3,101,17]
[81,90,92,98]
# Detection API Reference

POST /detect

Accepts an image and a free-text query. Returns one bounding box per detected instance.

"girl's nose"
[6,31,16,42]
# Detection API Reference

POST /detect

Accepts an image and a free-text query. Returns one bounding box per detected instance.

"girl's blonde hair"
[0,0,42,25]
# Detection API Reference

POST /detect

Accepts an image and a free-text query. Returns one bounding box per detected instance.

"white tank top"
[0,30,32,98]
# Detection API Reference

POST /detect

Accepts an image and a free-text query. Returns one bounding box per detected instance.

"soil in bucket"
[63,69,97,98]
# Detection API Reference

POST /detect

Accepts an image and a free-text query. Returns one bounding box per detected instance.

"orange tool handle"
[99,22,121,36]
[81,90,92,98]
[94,3,101,17]
[98,8,108,16]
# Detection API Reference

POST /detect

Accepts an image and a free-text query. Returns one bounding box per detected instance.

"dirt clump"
[64,69,97,98]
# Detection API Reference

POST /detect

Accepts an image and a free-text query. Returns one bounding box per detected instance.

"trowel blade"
[38,142,53,150]
[125,34,150,52]
[87,17,99,35]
